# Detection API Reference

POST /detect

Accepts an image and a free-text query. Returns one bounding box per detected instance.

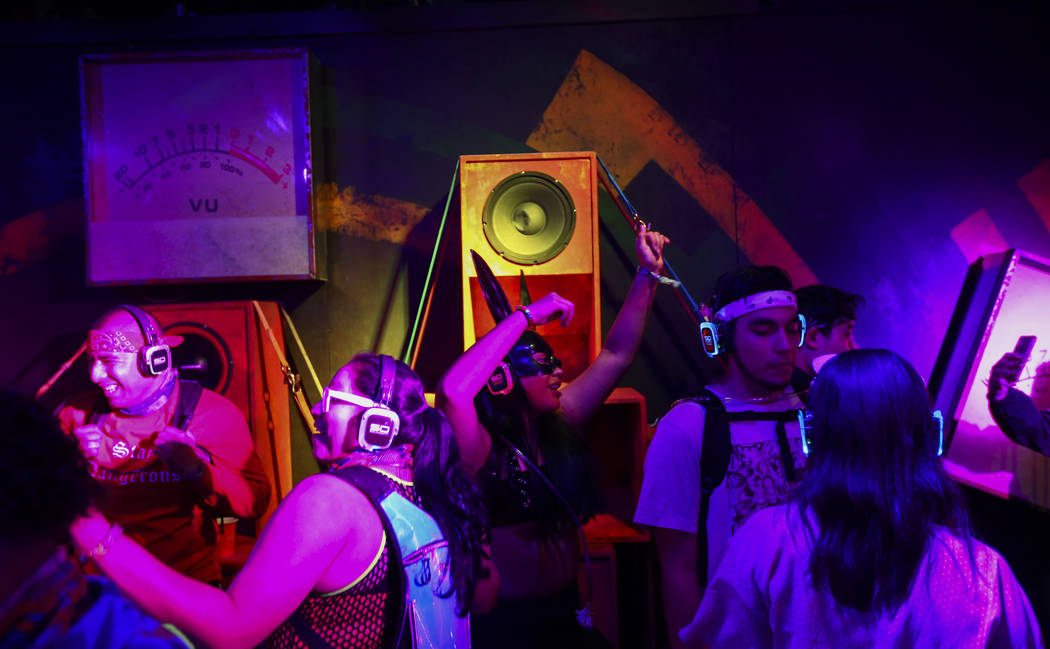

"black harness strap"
[720,410,799,484]
[286,465,408,649]
[172,380,202,430]
[691,390,801,587]
[328,465,409,649]
[694,390,727,588]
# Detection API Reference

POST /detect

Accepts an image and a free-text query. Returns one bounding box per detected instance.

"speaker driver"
[164,321,234,395]
[482,171,576,265]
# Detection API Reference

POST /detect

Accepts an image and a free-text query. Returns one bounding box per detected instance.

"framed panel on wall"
[81,48,324,285]
[931,248,1050,509]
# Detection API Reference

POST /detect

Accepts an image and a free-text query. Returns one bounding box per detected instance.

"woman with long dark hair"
[71,353,495,649]
[681,349,1042,648]
[437,225,668,648]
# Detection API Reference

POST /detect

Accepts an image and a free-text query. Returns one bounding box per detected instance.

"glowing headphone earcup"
[700,322,723,358]
[486,362,515,395]
[931,410,944,457]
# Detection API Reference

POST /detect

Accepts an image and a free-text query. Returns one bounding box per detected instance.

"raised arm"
[560,225,669,428]
[436,293,574,473]
[71,474,375,649]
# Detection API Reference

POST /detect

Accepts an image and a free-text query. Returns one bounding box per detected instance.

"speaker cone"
[164,321,234,395]
[482,171,576,265]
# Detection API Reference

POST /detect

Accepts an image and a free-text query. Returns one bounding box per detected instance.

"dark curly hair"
[0,389,98,542]
[794,284,864,332]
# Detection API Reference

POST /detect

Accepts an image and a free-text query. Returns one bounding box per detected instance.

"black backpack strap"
[330,463,395,501]
[328,465,408,649]
[684,388,729,588]
[696,389,730,496]
[690,392,802,586]
[171,380,213,464]
[776,416,798,483]
[172,380,203,431]
[721,409,801,483]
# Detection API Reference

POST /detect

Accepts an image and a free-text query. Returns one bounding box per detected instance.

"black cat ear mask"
[471,250,561,379]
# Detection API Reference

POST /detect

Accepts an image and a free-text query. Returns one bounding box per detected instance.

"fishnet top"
[268,472,417,649]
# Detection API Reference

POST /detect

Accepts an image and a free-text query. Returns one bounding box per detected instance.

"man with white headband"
[57,306,270,585]
[634,266,807,649]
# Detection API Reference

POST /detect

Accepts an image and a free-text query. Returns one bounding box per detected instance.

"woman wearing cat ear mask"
[438,224,669,649]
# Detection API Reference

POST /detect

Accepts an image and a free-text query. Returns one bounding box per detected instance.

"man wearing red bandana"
[57,307,270,584]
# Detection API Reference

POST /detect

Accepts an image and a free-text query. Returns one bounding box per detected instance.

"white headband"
[713,290,798,323]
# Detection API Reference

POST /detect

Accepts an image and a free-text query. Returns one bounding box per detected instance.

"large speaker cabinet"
[582,388,660,649]
[460,152,601,380]
[143,301,292,529]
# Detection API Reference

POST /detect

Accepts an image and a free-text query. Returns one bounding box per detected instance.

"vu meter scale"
[114,123,294,206]
[81,49,319,284]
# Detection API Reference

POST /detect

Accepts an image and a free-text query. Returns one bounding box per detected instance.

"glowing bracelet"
[515,305,534,327]
[637,266,682,287]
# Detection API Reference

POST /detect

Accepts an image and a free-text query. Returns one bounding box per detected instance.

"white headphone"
[322,355,400,451]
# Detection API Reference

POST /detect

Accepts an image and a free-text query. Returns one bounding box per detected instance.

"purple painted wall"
[2,0,1050,627]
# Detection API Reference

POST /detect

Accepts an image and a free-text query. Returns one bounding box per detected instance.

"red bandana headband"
[88,330,139,354]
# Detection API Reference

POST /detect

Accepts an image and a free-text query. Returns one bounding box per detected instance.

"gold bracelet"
[88,523,123,560]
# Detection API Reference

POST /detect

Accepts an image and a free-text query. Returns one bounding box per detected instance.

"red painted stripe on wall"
[528,50,817,286]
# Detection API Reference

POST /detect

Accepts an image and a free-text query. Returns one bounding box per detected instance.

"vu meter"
[81,49,321,284]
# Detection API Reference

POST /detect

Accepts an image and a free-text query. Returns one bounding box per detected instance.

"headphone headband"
[377,355,396,407]
[118,304,160,347]
[351,355,400,451]
[115,304,171,376]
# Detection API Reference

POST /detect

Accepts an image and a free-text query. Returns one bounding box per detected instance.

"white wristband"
[637,266,681,287]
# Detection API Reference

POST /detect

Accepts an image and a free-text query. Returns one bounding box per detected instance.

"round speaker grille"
[164,322,234,395]
[482,171,576,265]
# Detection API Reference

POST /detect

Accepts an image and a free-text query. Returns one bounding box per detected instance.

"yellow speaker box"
[460,152,601,380]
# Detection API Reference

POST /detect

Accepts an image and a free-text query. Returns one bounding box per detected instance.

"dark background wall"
[2,0,1050,631]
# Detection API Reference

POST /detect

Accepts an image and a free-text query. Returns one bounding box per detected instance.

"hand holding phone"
[1006,335,1037,383]
[989,336,1036,400]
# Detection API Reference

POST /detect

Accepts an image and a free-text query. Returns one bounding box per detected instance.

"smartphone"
[1007,335,1037,382]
